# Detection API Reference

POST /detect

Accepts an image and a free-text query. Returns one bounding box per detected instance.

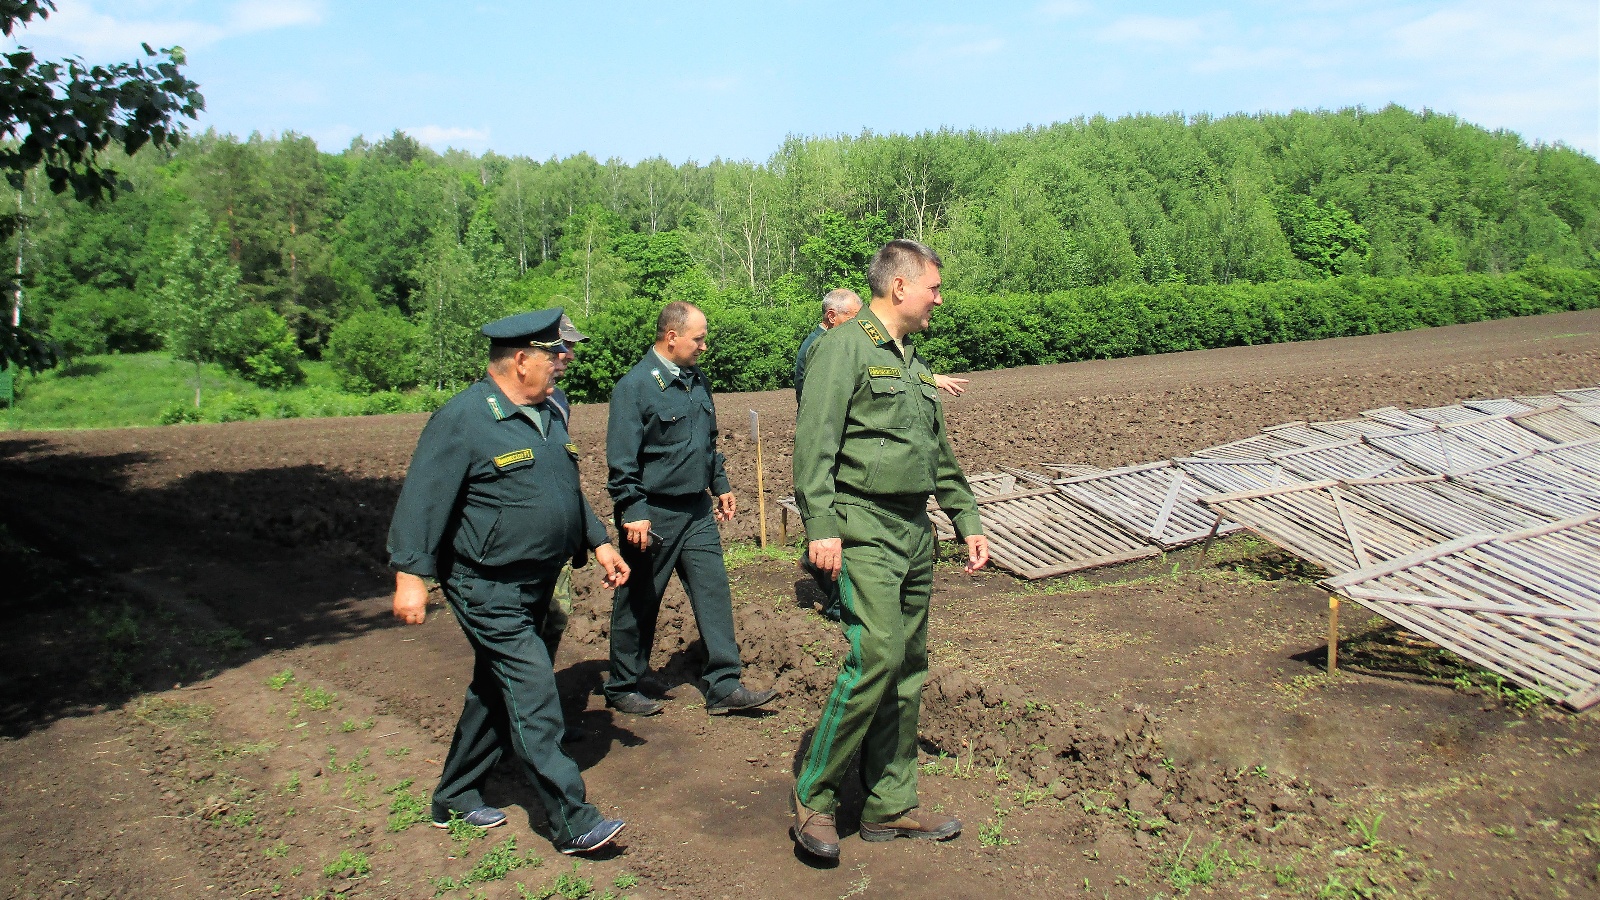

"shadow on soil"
[0,439,407,739]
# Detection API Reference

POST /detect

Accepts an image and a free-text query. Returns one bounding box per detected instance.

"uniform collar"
[648,348,698,390]
[481,377,549,424]
[856,307,911,355]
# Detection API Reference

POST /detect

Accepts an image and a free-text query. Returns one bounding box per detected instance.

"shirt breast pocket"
[653,410,690,445]
[866,378,911,428]
[483,452,537,502]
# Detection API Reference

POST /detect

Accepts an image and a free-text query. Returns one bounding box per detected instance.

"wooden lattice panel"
[1362,406,1436,429]
[1508,405,1600,444]
[1270,439,1426,481]
[1406,404,1492,424]
[1308,418,1407,440]
[1191,432,1310,460]
[1340,475,1553,538]
[1324,514,1600,710]
[1556,387,1600,404]
[1365,424,1535,476]
[1055,461,1239,548]
[1262,422,1337,448]
[1176,457,1305,495]
[975,487,1159,579]
[1450,451,1600,520]
[1199,480,1451,576]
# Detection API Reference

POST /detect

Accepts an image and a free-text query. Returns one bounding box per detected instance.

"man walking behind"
[789,240,990,861]
[387,308,630,855]
[604,301,779,717]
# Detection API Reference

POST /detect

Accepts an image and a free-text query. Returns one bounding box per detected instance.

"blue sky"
[12,0,1599,161]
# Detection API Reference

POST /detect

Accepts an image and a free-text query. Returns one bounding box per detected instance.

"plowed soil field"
[5,309,1600,900]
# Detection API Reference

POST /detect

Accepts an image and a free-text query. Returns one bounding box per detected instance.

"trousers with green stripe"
[433,569,602,843]
[796,498,934,823]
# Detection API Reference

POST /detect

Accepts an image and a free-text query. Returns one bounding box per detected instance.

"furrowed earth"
[4,309,1600,900]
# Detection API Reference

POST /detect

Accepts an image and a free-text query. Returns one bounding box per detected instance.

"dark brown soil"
[4,310,1600,899]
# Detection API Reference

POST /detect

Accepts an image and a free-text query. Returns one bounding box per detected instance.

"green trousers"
[434,569,602,844]
[606,493,743,705]
[795,497,934,823]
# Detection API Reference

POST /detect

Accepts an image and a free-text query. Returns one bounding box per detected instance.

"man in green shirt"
[604,301,779,717]
[387,308,629,855]
[789,240,990,861]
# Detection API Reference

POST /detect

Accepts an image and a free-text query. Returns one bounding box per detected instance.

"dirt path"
[4,310,1600,899]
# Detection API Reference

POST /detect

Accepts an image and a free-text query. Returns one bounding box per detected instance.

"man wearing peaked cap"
[386,307,630,855]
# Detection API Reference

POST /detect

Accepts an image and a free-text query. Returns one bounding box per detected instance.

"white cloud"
[15,0,324,56]
[1193,46,1302,74]
[1096,15,1207,46]
[407,125,490,149]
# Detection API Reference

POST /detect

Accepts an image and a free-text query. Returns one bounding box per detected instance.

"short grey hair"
[821,288,861,317]
[867,239,942,299]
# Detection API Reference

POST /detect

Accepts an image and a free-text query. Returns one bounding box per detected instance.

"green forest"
[7,104,1600,426]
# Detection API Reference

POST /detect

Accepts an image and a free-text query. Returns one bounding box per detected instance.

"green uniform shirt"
[606,351,732,524]
[388,378,610,578]
[793,323,827,402]
[793,306,982,542]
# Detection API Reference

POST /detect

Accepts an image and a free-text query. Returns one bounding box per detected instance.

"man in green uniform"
[540,315,591,744]
[604,301,779,717]
[387,308,629,855]
[789,240,991,861]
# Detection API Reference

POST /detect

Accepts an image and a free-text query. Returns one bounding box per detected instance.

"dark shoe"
[562,725,587,744]
[559,818,625,855]
[431,806,507,829]
[859,808,962,842]
[606,692,664,716]
[706,685,778,716]
[790,789,839,860]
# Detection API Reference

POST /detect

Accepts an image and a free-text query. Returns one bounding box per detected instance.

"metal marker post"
[750,409,768,548]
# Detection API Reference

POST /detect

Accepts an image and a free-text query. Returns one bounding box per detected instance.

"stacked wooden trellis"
[775,383,1600,707]
[1193,389,1600,709]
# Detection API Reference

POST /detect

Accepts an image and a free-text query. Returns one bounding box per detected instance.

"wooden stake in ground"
[1327,594,1341,673]
[750,409,768,548]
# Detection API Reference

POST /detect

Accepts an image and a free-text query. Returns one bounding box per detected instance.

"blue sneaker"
[559,818,625,855]
[432,806,507,829]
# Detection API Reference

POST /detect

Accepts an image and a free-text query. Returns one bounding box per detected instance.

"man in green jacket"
[604,301,779,717]
[789,240,990,861]
[387,308,629,856]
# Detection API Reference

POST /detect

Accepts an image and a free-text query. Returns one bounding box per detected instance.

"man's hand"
[963,535,991,574]
[934,374,969,397]
[714,491,737,522]
[393,572,430,625]
[809,537,842,580]
[595,543,630,588]
[624,519,652,551]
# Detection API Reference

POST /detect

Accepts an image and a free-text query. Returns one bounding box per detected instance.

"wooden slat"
[1056,460,1238,548]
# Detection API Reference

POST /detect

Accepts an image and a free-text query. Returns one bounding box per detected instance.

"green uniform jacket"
[606,352,732,524]
[387,378,610,578]
[793,323,826,402]
[793,306,982,542]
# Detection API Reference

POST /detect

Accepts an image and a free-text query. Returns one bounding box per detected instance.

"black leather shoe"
[606,692,664,716]
[706,685,778,716]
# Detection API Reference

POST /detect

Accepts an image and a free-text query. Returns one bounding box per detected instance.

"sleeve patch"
[493,448,535,468]
[918,372,938,387]
[868,366,901,378]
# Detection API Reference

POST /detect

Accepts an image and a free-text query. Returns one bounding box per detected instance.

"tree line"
[10,104,1600,403]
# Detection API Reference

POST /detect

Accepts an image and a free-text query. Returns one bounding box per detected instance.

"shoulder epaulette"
[486,395,507,420]
[859,318,886,345]
[650,368,667,390]
[918,372,938,387]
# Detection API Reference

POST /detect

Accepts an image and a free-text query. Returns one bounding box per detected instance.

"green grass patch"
[322,849,371,879]
[2,351,448,431]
